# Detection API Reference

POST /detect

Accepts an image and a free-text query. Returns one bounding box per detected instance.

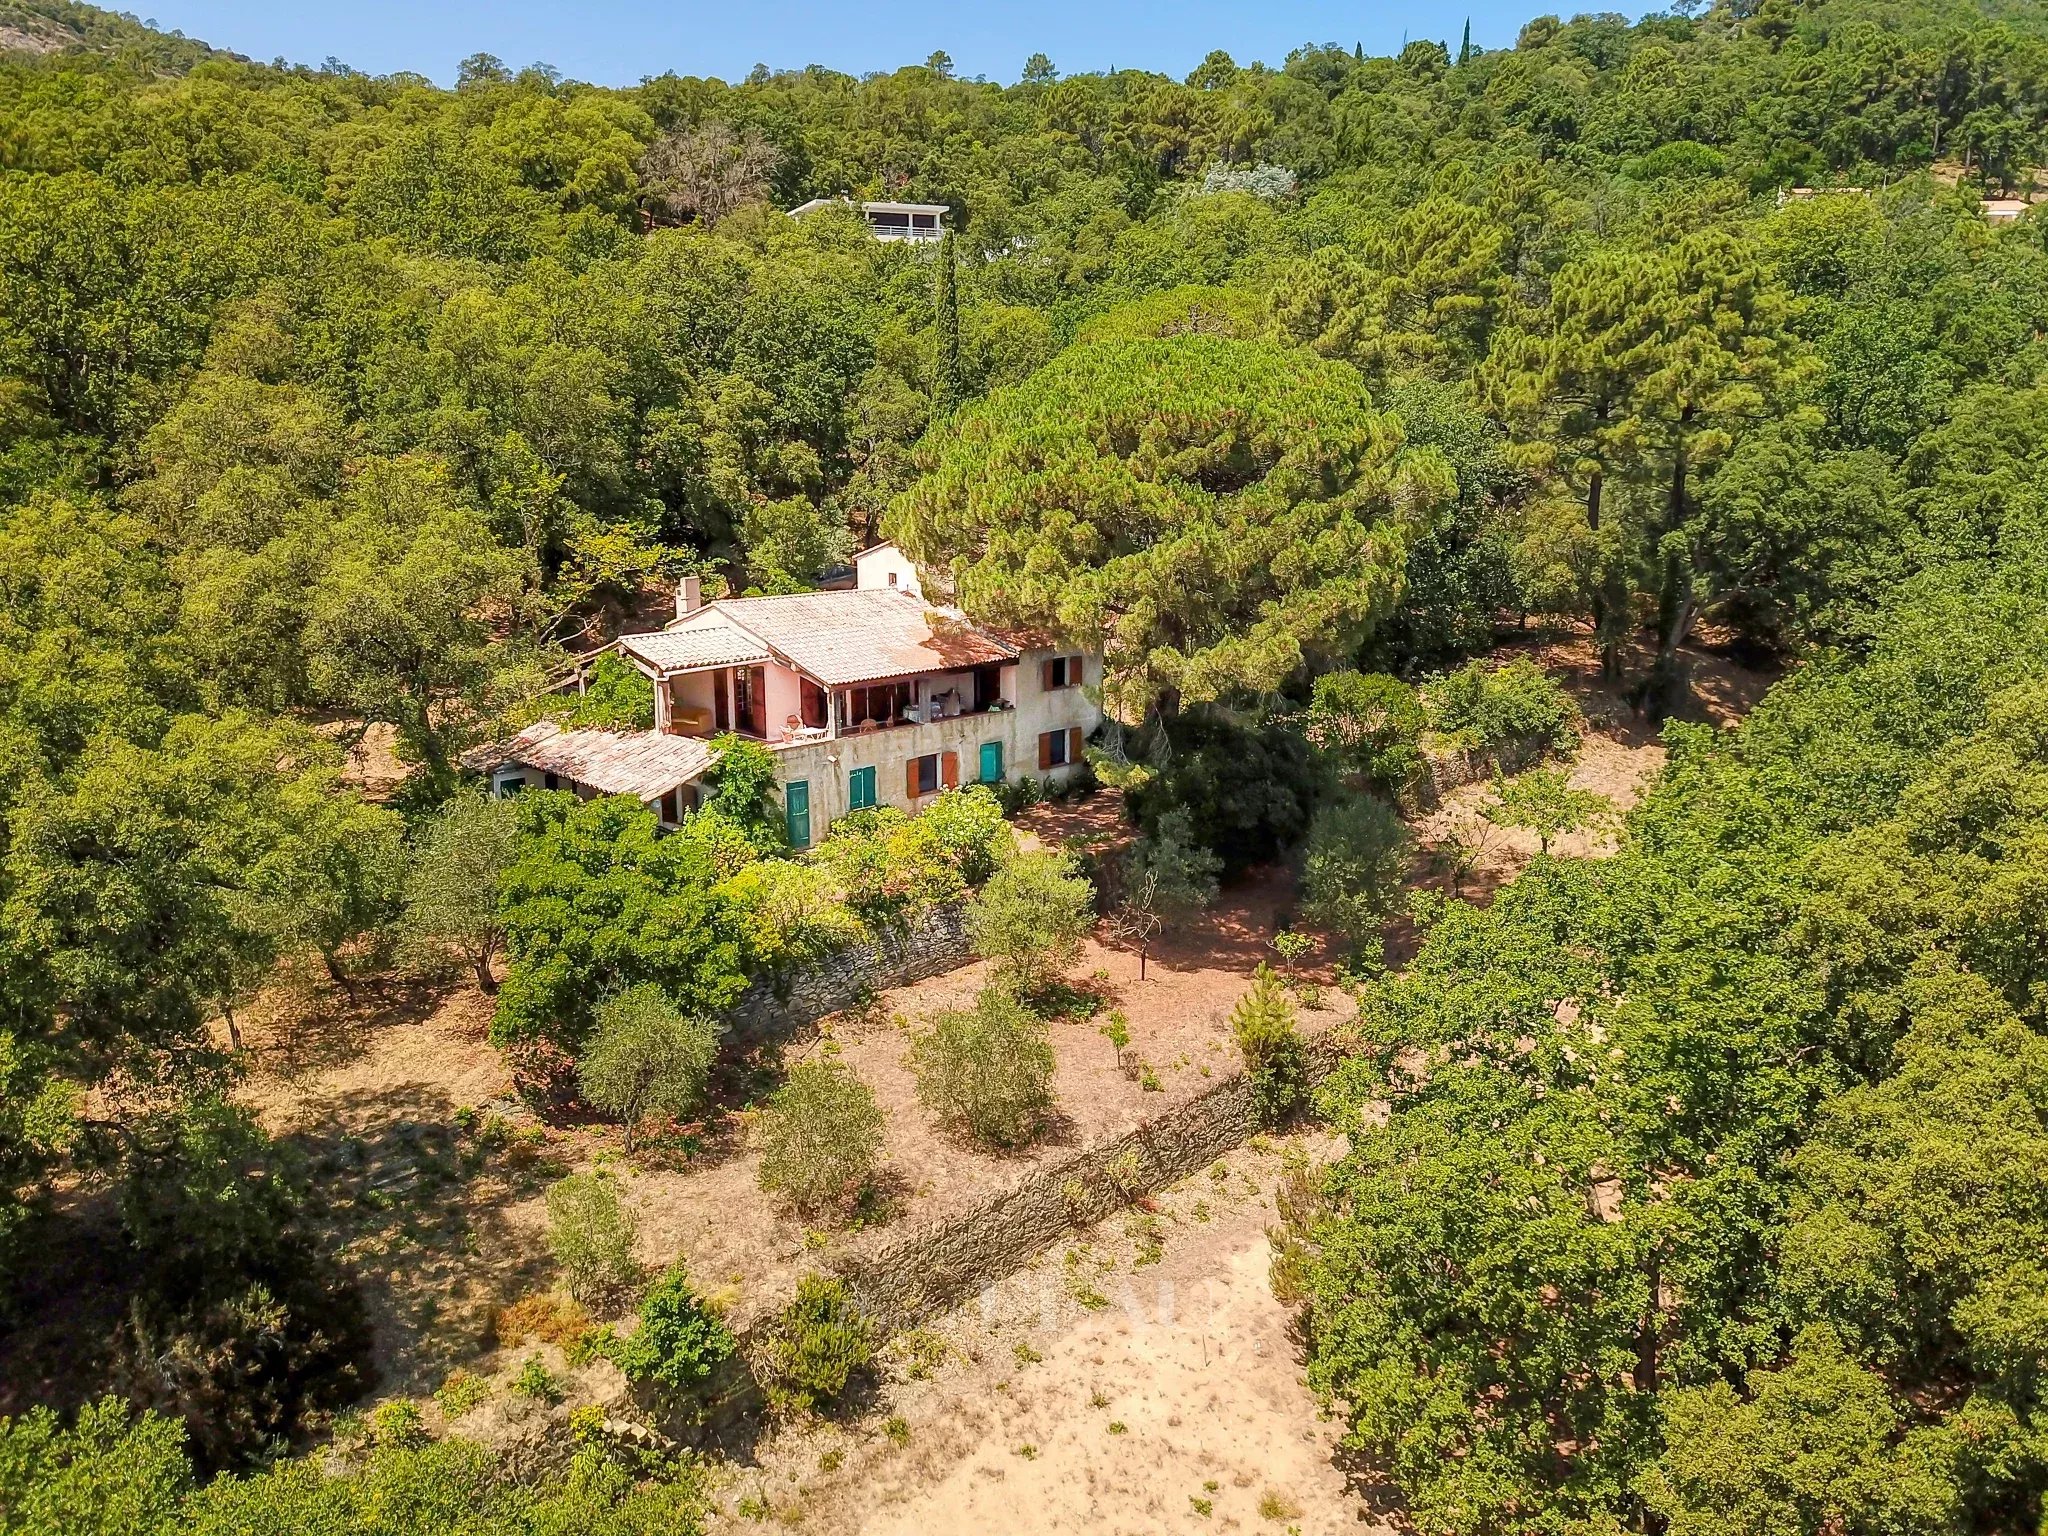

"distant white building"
[788,196,949,243]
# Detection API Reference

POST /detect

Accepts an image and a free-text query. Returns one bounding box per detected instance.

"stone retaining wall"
[824,1036,1348,1339]
[723,903,972,1048]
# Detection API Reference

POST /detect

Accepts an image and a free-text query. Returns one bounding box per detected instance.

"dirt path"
[721,1135,1398,1535]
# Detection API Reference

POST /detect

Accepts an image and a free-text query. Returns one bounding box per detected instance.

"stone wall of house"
[722,902,974,1048]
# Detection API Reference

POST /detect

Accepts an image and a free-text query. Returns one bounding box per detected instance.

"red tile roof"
[640,589,1017,687]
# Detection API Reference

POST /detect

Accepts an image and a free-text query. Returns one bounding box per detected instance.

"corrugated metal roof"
[488,721,715,800]
[617,627,771,672]
[710,589,1017,686]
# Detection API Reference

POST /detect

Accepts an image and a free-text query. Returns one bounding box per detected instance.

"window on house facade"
[1038,729,1077,769]
[977,740,1004,783]
[909,752,941,796]
[849,764,878,810]
[1041,654,1085,690]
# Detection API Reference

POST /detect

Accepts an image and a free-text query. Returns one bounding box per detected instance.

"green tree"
[1299,796,1413,952]
[755,1058,886,1216]
[1483,766,1614,855]
[401,788,521,991]
[933,230,963,416]
[1304,671,1426,796]
[892,338,1454,717]
[966,850,1095,994]
[909,984,1058,1149]
[577,984,718,1148]
[494,793,749,1050]
[1114,808,1221,977]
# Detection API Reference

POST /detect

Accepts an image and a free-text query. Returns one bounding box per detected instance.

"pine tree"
[1458,19,1473,64]
[933,229,963,417]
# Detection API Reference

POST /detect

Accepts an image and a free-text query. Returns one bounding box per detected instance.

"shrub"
[512,1357,563,1404]
[697,734,786,855]
[505,1040,581,1118]
[1232,966,1308,1123]
[576,984,718,1149]
[761,1275,875,1417]
[1426,658,1580,770]
[613,1265,735,1404]
[366,1400,427,1450]
[967,850,1095,994]
[564,653,654,730]
[112,1097,371,1474]
[1126,711,1319,875]
[909,985,1058,1149]
[810,788,1014,927]
[756,1059,886,1216]
[545,1172,639,1302]
[1299,796,1413,954]
[1305,671,1427,797]
[433,1371,489,1419]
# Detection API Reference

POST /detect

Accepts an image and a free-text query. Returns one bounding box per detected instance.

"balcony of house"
[656,661,831,745]
[831,662,1014,739]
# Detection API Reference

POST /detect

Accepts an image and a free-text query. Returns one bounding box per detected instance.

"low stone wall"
[723,903,972,1048]
[825,1035,1349,1339]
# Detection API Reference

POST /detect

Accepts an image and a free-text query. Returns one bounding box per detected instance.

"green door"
[978,740,1004,784]
[785,779,811,848]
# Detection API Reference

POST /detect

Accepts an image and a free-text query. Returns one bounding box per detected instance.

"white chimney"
[676,574,702,619]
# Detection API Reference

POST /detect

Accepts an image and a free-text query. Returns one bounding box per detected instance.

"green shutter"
[849,765,876,810]
[978,740,1004,783]
[785,780,811,848]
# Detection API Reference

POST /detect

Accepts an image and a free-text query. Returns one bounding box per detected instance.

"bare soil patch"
[717,1132,1399,1534]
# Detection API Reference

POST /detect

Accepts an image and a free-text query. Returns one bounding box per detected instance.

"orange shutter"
[1041,657,1056,691]
[1037,731,1053,770]
[1068,727,1083,764]
[905,758,921,800]
[1070,654,1084,683]
[942,750,959,788]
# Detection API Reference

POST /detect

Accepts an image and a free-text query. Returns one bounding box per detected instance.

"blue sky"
[142,0,1548,88]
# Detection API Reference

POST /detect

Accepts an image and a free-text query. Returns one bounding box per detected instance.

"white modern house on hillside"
[474,547,1100,847]
[788,196,949,242]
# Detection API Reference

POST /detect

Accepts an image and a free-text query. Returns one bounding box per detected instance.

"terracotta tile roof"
[475,721,715,800]
[700,589,1018,686]
[617,627,771,672]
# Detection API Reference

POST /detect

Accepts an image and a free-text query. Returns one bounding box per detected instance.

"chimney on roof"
[676,574,702,619]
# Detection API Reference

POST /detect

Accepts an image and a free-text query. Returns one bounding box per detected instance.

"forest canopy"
[2,0,2047,1524]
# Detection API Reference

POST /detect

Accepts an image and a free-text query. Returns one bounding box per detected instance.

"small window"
[1043,654,1084,690]
[886,570,898,587]
[543,772,560,790]
[911,752,941,796]
[849,764,878,810]
[1040,729,1072,768]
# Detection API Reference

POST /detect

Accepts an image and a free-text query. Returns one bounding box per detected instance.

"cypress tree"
[1458,19,1472,64]
[933,228,963,417]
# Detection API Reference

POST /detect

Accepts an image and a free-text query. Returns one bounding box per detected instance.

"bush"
[545,1172,640,1302]
[1426,658,1580,771]
[576,984,718,1149]
[113,1097,370,1474]
[756,1059,886,1216]
[810,788,1016,928]
[365,1400,427,1450]
[613,1265,735,1405]
[966,850,1095,994]
[909,985,1059,1149]
[1231,966,1308,1123]
[1299,796,1413,954]
[1304,671,1427,798]
[761,1275,874,1417]
[1126,711,1319,875]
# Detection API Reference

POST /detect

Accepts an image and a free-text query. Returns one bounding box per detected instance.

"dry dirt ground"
[713,1132,1398,1536]
[230,869,1347,1395]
